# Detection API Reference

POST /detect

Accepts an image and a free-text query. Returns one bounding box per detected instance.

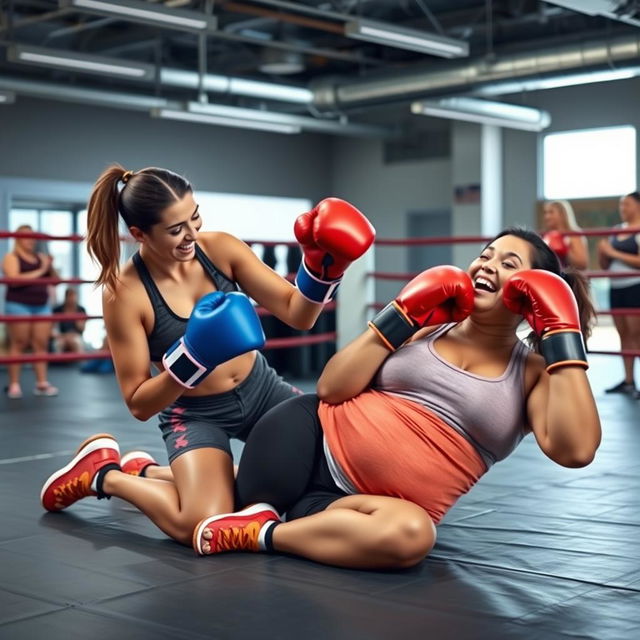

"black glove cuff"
[368,302,416,351]
[541,330,588,373]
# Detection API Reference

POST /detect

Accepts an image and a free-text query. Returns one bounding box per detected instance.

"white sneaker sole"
[120,450,157,466]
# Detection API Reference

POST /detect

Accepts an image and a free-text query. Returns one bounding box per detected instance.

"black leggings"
[235,394,347,520]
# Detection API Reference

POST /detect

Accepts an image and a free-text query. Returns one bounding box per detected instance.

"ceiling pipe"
[0,75,392,137]
[158,67,312,103]
[312,32,640,111]
[0,75,171,110]
[4,42,313,104]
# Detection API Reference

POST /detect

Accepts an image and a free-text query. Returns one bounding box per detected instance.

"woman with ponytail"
[39,164,375,547]
[186,227,600,571]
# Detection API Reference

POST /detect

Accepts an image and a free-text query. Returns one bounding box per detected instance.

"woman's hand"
[597,238,614,258]
[38,254,53,276]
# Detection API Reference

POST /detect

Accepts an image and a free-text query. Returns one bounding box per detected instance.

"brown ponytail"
[86,164,193,293]
[560,267,595,340]
[86,164,125,293]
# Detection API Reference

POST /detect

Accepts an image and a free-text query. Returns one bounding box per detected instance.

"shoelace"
[213,521,261,552]
[53,471,92,508]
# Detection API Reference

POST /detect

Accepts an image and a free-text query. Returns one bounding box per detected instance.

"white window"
[196,191,310,242]
[543,125,636,199]
[8,209,39,231]
[41,210,73,279]
[195,191,311,276]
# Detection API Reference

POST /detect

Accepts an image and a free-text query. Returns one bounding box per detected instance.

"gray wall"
[0,96,333,279]
[329,136,452,303]
[4,76,640,311]
[0,97,332,200]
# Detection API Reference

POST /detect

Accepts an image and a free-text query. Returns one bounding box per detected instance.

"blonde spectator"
[541,200,588,270]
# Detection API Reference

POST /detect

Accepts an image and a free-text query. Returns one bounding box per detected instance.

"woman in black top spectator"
[2,224,58,398]
[598,192,640,396]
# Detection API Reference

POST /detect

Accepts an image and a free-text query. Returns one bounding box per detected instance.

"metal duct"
[0,75,390,137]
[0,76,170,110]
[158,68,312,104]
[312,32,640,111]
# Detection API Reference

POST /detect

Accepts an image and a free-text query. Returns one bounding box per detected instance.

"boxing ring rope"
[1,226,639,365]
[373,227,640,246]
[0,230,337,368]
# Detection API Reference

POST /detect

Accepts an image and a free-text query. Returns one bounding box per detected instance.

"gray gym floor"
[0,356,638,639]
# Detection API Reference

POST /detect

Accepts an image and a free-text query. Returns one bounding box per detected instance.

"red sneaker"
[192,503,281,556]
[40,434,120,512]
[120,451,158,477]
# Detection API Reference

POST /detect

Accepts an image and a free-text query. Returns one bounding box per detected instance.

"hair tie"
[122,170,133,184]
[560,271,570,283]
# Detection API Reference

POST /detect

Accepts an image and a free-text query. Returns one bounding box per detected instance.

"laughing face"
[138,193,203,262]
[468,234,534,315]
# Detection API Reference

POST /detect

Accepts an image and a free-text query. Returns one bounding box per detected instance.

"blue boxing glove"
[163,291,265,389]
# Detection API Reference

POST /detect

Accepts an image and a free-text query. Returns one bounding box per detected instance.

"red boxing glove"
[369,266,474,351]
[502,269,588,372]
[542,231,569,261]
[295,198,375,303]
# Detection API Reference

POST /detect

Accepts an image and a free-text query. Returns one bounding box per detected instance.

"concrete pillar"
[336,246,375,350]
[451,122,503,268]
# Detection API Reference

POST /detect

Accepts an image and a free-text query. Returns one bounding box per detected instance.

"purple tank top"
[373,323,530,468]
[5,254,50,306]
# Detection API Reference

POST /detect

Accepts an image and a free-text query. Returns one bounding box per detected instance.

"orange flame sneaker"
[40,434,120,512]
[193,503,281,556]
[120,451,158,477]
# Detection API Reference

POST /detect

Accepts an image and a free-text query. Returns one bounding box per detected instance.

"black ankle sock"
[263,521,279,553]
[95,463,121,500]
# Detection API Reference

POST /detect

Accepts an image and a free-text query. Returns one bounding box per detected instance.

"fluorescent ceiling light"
[8,45,154,80]
[345,19,468,58]
[411,97,551,131]
[60,0,217,32]
[477,67,640,96]
[187,101,307,126]
[152,108,301,134]
[184,101,390,136]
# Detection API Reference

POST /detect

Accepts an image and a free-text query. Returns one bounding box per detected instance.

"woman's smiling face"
[467,234,534,315]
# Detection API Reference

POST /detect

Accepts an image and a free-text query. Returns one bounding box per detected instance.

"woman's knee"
[31,339,49,352]
[375,509,436,567]
[9,335,29,350]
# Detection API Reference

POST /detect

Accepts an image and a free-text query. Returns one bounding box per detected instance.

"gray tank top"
[372,323,530,468]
